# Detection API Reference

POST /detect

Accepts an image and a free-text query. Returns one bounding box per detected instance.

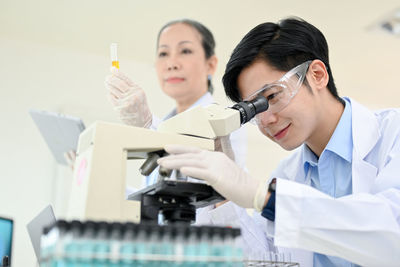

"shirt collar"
[325,97,353,162]
[302,97,353,171]
[163,92,213,120]
[302,144,318,174]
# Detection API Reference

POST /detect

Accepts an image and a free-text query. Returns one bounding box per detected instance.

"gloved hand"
[105,67,152,128]
[157,144,268,210]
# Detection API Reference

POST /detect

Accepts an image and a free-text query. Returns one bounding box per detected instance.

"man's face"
[237,60,319,151]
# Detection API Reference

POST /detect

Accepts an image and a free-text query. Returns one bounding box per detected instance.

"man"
[158,17,400,266]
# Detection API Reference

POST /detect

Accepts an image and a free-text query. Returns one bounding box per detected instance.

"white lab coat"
[263,98,400,267]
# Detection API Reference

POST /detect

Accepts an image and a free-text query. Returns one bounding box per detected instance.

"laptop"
[26,205,57,262]
[0,216,13,266]
[29,109,85,165]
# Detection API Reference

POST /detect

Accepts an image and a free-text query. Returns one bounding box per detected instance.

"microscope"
[66,96,268,225]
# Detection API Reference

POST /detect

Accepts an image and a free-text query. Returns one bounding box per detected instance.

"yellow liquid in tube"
[112,60,119,69]
[110,43,119,69]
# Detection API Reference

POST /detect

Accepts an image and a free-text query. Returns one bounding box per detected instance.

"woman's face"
[155,23,217,104]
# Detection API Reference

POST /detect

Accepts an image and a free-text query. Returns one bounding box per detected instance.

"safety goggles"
[244,60,312,125]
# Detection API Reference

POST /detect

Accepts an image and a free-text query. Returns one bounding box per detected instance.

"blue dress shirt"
[302,98,359,267]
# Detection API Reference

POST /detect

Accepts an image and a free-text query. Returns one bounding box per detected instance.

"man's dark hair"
[157,19,216,94]
[223,17,341,103]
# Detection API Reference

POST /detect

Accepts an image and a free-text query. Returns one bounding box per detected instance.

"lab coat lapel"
[352,157,378,193]
[349,98,379,194]
[282,150,307,184]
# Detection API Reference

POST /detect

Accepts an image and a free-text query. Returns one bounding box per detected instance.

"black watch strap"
[268,178,277,193]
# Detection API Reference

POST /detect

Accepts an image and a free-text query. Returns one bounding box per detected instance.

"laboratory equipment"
[39,220,244,266]
[0,216,13,266]
[110,43,119,69]
[27,205,57,262]
[29,109,85,165]
[66,96,268,223]
[2,256,9,267]
[43,95,302,266]
[66,120,214,222]
[130,96,269,224]
[40,220,300,266]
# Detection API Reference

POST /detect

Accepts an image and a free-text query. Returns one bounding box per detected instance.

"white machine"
[66,97,268,223]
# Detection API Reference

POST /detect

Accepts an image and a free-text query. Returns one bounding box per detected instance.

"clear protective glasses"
[244,60,312,125]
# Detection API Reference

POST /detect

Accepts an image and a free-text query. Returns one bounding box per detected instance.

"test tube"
[184,227,199,266]
[110,43,119,69]
[120,223,136,266]
[41,220,69,266]
[109,222,123,266]
[80,221,97,266]
[136,224,149,266]
[94,222,111,266]
[197,227,211,267]
[66,220,83,266]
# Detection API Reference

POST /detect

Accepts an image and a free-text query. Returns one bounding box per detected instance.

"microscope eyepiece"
[231,96,269,125]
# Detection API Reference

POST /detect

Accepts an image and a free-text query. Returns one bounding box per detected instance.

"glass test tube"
[65,220,83,266]
[109,222,123,266]
[80,221,97,267]
[120,223,136,266]
[94,222,111,266]
[110,43,119,69]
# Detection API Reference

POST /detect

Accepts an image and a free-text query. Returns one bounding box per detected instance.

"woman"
[105,19,246,178]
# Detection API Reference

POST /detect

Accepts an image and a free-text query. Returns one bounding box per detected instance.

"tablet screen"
[29,109,85,165]
[0,217,13,266]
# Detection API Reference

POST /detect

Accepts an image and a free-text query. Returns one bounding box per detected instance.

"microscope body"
[66,100,267,223]
[67,121,213,223]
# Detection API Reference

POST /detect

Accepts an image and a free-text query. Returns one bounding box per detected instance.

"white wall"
[1,1,400,266]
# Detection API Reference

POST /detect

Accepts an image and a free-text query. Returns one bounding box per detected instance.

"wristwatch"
[268,178,277,193]
[262,178,277,221]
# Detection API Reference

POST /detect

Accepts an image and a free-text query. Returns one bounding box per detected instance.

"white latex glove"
[105,67,152,128]
[157,144,268,210]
